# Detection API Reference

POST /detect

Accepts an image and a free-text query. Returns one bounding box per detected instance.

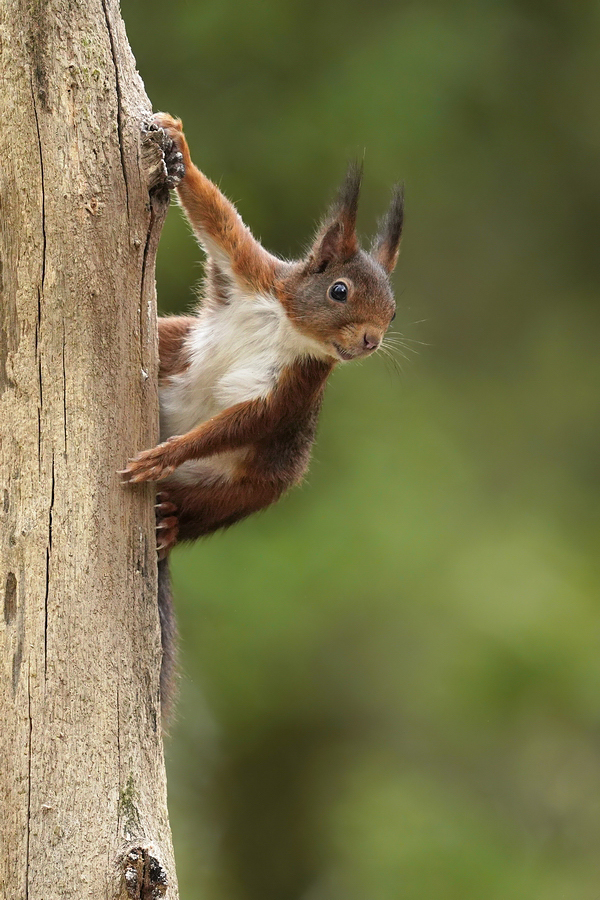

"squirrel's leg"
[151,112,278,294]
[120,395,273,483]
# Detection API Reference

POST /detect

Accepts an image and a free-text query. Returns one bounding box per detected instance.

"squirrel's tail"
[158,556,179,724]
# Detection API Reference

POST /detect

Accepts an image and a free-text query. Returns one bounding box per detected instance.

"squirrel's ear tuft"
[371,184,404,274]
[306,162,362,273]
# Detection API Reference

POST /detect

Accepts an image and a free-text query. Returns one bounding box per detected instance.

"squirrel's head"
[277,164,403,362]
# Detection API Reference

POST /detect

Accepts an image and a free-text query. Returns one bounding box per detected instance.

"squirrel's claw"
[120,445,176,483]
[165,151,184,189]
[157,516,178,531]
[156,492,179,557]
[156,498,178,516]
[151,112,186,188]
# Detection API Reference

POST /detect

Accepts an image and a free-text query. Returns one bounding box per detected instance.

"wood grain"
[0,0,178,896]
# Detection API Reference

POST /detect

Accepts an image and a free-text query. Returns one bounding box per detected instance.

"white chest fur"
[159,290,327,483]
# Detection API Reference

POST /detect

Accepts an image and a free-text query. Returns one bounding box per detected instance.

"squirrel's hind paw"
[156,492,179,558]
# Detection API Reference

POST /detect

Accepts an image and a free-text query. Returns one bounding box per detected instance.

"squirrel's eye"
[391,310,396,322]
[329,281,348,303]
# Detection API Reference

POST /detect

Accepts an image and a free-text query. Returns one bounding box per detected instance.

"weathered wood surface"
[0,0,178,897]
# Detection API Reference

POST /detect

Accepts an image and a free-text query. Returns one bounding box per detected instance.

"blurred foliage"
[123,0,600,897]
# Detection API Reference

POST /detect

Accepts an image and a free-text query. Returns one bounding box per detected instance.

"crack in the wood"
[43,547,50,680]
[36,288,42,472]
[38,352,42,409]
[61,321,67,453]
[139,203,156,361]
[4,572,17,625]
[25,665,32,900]
[101,0,130,219]
[116,678,121,836]
[30,80,47,289]
[44,452,55,678]
[48,452,55,550]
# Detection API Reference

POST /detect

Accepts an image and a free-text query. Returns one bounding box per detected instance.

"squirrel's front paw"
[151,112,183,137]
[150,112,186,187]
[119,443,176,484]
[163,141,185,189]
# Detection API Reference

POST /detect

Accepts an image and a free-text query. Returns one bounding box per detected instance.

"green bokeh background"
[124,1,600,897]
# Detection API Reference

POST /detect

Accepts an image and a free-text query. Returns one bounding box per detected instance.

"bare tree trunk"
[0,1,178,898]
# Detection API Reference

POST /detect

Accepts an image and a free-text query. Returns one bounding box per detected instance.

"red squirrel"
[122,113,404,712]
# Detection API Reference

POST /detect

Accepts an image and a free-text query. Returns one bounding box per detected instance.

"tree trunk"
[0,1,178,898]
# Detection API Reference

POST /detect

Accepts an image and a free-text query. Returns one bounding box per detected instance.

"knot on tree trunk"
[120,845,168,900]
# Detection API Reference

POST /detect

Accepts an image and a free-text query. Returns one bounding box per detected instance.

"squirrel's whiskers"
[122,113,405,715]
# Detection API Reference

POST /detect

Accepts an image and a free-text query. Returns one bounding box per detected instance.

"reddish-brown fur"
[158,315,195,378]
[122,113,403,550]
[123,114,404,716]
[167,117,279,296]
[156,356,332,541]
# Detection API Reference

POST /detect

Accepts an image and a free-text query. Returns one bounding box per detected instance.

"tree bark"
[0,1,178,898]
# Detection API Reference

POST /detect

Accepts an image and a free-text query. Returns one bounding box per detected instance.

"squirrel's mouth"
[332,342,356,362]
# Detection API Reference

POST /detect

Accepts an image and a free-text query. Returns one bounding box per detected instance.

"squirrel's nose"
[363,332,380,351]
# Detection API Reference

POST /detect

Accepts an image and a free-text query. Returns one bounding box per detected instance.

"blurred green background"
[124,1,600,897]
